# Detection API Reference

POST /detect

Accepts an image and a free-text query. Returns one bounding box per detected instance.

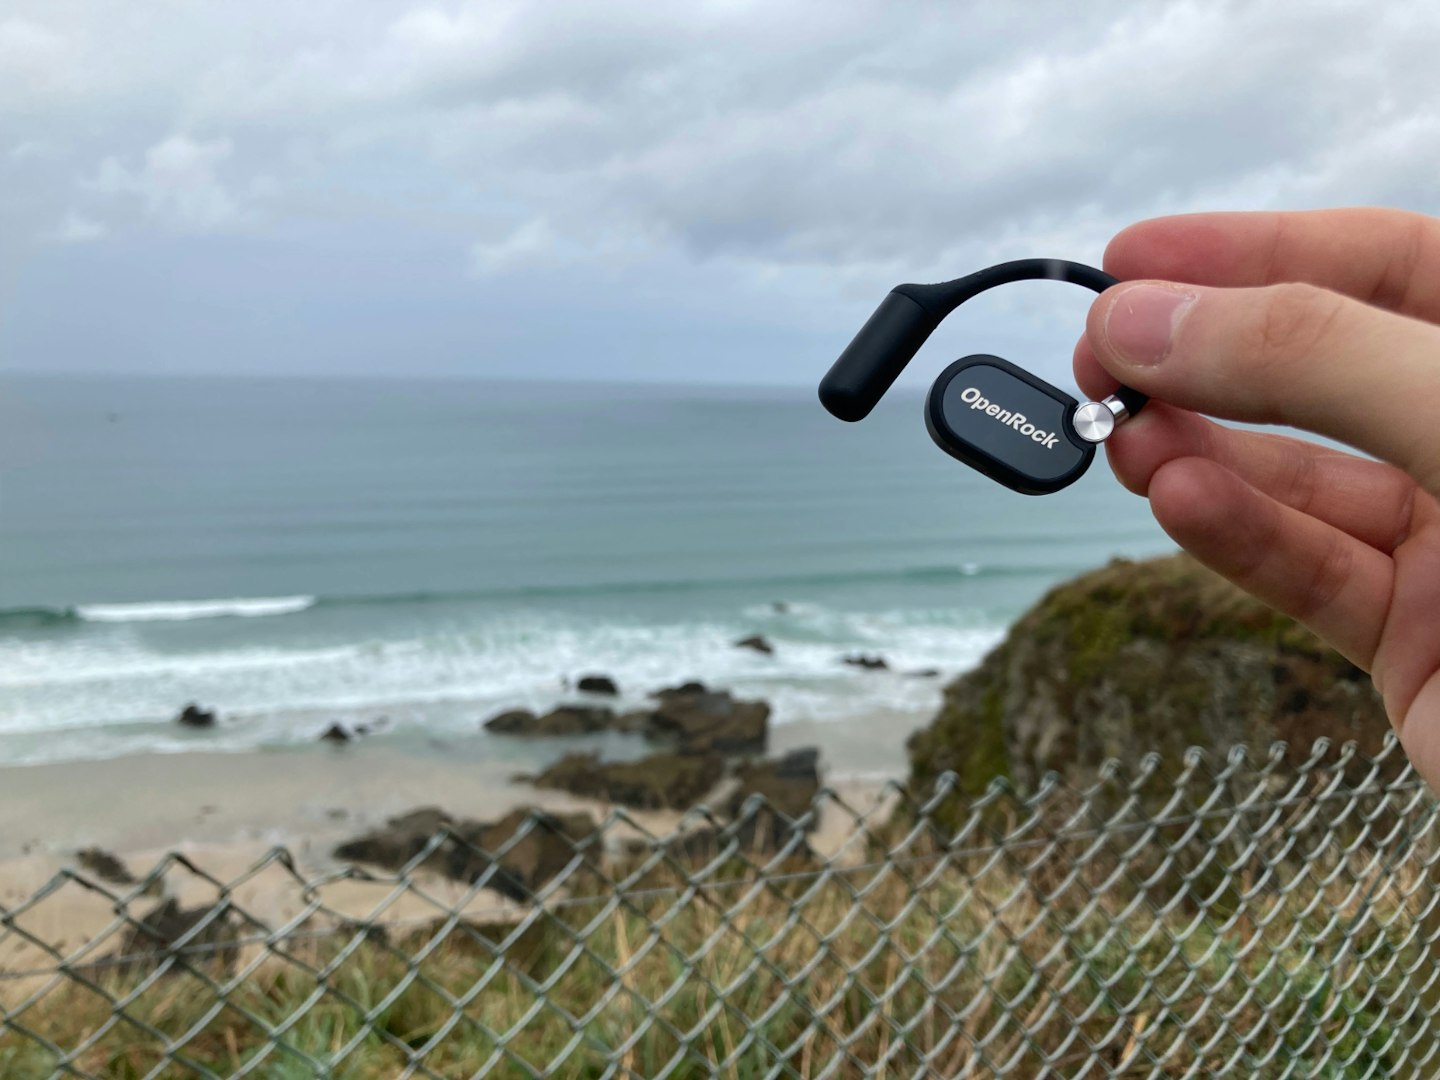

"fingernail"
[1103,284,1197,366]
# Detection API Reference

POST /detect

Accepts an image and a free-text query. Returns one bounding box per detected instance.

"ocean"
[0,375,1175,772]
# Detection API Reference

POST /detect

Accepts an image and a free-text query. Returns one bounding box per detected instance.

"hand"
[1074,209,1440,789]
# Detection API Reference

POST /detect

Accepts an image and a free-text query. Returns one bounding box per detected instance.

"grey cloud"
[53,211,105,243]
[2,1,1439,382]
[87,135,265,232]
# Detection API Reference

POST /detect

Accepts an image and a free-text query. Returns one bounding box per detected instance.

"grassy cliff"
[909,554,1391,803]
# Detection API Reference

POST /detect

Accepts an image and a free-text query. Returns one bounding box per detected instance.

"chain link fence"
[3,735,1439,1078]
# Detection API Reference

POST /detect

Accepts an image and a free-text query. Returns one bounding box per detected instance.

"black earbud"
[818,259,1146,495]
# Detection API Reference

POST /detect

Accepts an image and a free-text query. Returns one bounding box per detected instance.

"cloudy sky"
[3,0,1439,386]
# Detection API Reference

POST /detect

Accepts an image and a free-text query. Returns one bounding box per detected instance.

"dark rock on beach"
[484,709,539,734]
[76,847,137,887]
[334,807,455,872]
[627,749,823,862]
[319,723,352,744]
[734,634,775,655]
[646,686,769,756]
[576,674,620,695]
[782,747,821,776]
[535,704,615,734]
[332,806,598,902]
[725,754,829,852]
[907,554,1392,820]
[734,753,819,812]
[175,703,216,729]
[527,750,725,811]
[842,654,889,671]
[484,704,615,736]
[651,681,708,700]
[484,682,771,757]
[446,809,598,900]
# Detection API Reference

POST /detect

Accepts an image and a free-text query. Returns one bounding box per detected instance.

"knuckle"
[1249,283,1345,377]
[1282,446,1321,517]
[1293,532,1355,626]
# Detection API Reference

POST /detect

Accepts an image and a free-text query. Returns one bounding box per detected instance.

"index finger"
[1105,209,1440,323]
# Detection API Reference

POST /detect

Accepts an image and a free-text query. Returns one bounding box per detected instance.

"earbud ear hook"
[818,258,1145,426]
[817,259,1148,496]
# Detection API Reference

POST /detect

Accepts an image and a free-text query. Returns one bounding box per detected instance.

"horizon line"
[0,368,929,395]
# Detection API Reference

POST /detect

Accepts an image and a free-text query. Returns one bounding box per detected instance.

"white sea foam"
[0,640,366,691]
[75,596,317,623]
[0,601,1005,765]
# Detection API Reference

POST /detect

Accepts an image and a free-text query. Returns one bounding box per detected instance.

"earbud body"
[925,355,1094,495]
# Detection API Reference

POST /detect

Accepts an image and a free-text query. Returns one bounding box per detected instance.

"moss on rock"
[908,554,1390,830]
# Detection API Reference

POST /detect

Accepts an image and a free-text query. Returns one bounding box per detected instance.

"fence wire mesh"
[3,734,1439,1078]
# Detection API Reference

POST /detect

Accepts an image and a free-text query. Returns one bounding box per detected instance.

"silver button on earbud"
[1073,394,1130,444]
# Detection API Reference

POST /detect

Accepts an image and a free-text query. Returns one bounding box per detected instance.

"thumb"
[1087,280,1440,493]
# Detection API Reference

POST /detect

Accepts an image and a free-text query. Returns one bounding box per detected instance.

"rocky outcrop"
[576,675,619,695]
[643,686,769,756]
[907,554,1391,813]
[526,751,724,811]
[531,704,615,734]
[319,723,352,744]
[332,807,598,902]
[175,703,216,729]
[334,807,454,871]
[483,683,770,757]
[734,635,774,655]
[484,709,539,733]
[726,748,820,821]
[611,749,823,862]
[484,705,615,736]
[842,654,888,671]
[333,747,828,901]
[446,810,598,900]
[652,681,708,699]
[725,748,822,851]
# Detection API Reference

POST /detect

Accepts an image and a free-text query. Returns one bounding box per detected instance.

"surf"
[73,596,318,623]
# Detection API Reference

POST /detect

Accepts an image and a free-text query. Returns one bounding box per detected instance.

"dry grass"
[1,834,1429,1079]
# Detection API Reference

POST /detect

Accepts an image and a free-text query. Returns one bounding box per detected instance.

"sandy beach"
[0,711,911,861]
[0,738,894,1008]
